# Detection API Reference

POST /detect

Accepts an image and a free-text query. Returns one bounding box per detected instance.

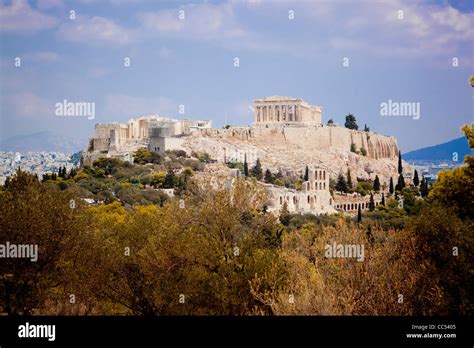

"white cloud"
[0,0,58,32]
[23,51,60,62]
[104,94,177,119]
[138,2,247,41]
[3,92,54,118]
[56,15,133,45]
[36,0,64,11]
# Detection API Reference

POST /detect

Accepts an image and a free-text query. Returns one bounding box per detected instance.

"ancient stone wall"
[195,125,398,160]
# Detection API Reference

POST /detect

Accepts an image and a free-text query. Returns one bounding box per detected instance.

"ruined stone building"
[254,96,322,125]
[266,167,336,215]
[83,115,211,164]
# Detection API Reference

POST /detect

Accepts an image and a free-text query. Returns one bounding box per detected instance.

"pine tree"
[373,175,380,191]
[364,124,370,132]
[336,173,348,193]
[357,205,362,223]
[304,165,309,181]
[381,192,385,206]
[264,169,273,183]
[346,168,353,191]
[244,154,249,177]
[389,177,394,194]
[413,169,420,187]
[398,150,403,174]
[251,158,263,180]
[344,114,358,130]
[369,193,375,211]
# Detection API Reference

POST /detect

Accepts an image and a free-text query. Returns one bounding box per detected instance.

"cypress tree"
[244,154,249,177]
[413,169,420,187]
[304,165,309,181]
[396,174,405,191]
[373,175,380,191]
[369,193,375,211]
[381,192,385,206]
[357,205,362,223]
[389,177,394,194]
[398,150,403,174]
[346,168,353,191]
[420,177,429,197]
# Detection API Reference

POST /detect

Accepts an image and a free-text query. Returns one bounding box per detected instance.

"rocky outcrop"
[196,125,399,160]
[182,125,407,186]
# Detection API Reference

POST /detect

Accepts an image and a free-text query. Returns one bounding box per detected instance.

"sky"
[0,0,473,152]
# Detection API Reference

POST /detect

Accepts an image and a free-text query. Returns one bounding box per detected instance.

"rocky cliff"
[182,125,407,187]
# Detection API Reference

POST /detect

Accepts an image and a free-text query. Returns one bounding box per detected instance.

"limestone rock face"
[182,125,408,186]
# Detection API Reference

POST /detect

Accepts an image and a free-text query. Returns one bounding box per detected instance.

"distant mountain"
[404,136,470,161]
[0,131,87,153]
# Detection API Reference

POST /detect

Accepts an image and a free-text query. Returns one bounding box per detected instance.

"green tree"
[93,157,123,175]
[364,124,370,132]
[350,143,357,153]
[389,177,394,194]
[133,148,152,165]
[373,175,380,192]
[327,119,334,125]
[413,169,420,187]
[398,150,403,174]
[368,193,375,211]
[279,201,291,226]
[336,173,348,193]
[251,159,263,180]
[344,114,358,130]
[357,205,362,223]
[0,169,89,315]
[304,165,309,181]
[381,193,385,206]
[163,168,175,189]
[396,174,405,191]
[428,123,474,218]
[264,169,274,184]
[420,178,429,198]
[244,154,249,177]
[346,168,353,191]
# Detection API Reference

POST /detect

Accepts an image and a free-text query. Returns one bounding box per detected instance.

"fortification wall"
[195,125,398,160]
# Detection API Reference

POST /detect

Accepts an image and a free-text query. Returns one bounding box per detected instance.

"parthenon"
[254,96,322,125]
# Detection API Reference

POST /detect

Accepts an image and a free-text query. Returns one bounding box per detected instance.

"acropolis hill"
[83,96,404,186]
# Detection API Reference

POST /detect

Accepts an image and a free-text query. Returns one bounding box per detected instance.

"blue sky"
[0,0,473,152]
